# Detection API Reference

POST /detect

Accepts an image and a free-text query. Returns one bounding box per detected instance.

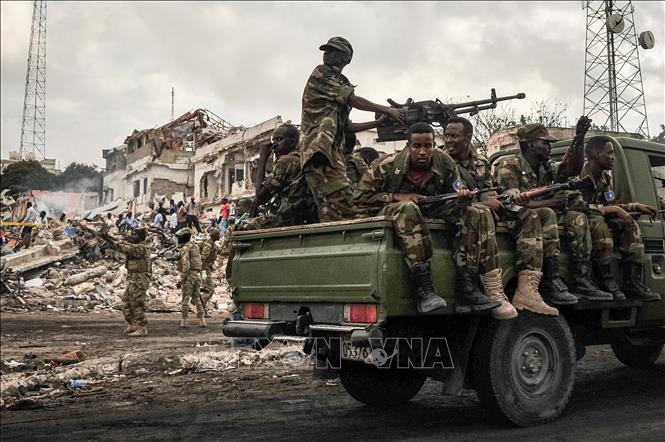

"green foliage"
[650,124,665,145]
[1,161,102,196]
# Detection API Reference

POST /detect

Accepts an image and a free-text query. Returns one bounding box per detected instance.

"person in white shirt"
[169,208,178,233]
[20,202,39,249]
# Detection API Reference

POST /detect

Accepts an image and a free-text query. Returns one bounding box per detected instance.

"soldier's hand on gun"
[512,192,530,206]
[393,193,424,203]
[482,196,504,212]
[385,106,407,124]
[456,188,473,201]
[575,115,592,137]
[604,205,634,224]
[634,203,658,217]
[548,193,568,210]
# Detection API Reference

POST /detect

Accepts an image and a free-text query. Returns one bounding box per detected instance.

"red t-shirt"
[221,204,230,219]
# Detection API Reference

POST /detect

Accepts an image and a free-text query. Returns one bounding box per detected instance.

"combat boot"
[199,317,208,328]
[411,262,447,313]
[180,317,188,328]
[512,270,559,316]
[123,323,138,334]
[455,267,500,313]
[594,262,626,301]
[569,260,613,301]
[128,325,148,337]
[540,257,578,305]
[623,261,661,302]
[480,268,517,320]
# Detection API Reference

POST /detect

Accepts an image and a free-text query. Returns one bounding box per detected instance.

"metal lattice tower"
[583,1,649,137]
[19,0,47,160]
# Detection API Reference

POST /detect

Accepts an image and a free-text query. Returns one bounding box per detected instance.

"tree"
[55,163,103,193]
[650,124,665,145]
[0,160,54,196]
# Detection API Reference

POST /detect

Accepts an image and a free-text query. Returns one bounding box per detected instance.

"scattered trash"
[47,350,86,365]
[69,379,91,388]
[24,278,44,288]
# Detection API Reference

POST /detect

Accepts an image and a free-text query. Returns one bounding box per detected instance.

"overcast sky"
[1,1,663,169]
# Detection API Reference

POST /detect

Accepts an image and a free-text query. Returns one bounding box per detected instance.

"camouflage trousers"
[181,271,203,319]
[381,201,499,272]
[503,207,560,271]
[201,269,215,306]
[122,273,150,326]
[588,212,644,264]
[304,149,357,222]
[558,210,592,261]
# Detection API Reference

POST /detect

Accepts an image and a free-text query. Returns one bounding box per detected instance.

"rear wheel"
[611,336,663,368]
[339,361,425,407]
[473,312,576,426]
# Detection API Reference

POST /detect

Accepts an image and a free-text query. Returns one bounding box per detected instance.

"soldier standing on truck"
[573,136,661,302]
[200,227,223,315]
[494,120,613,303]
[299,36,406,221]
[355,122,506,316]
[445,117,563,316]
[175,227,206,328]
[101,227,151,337]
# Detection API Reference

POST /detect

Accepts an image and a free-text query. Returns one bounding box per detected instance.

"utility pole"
[19,0,48,160]
[170,87,175,122]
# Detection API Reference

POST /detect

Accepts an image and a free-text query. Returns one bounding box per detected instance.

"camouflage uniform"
[572,164,645,265]
[457,150,544,272]
[242,152,317,230]
[114,240,151,327]
[299,63,356,221]
[355,148,499,272]
[346,152,369,188]
[200,238,223,305]
[178,241,204,319]
[493,152,590,261]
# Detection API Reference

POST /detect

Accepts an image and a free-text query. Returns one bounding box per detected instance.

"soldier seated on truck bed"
[354,122,510,317]
[573,136,661,302]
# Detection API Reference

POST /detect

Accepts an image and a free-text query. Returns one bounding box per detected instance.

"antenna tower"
[583,1,653,137]
[170,87,175,121]
[19,0,48,160]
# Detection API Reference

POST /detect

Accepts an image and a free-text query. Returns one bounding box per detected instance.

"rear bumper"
[222,320,294,338]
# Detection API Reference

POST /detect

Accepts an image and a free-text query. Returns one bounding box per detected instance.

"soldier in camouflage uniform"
[200,227,223,313]
[299,36,405,221]
[102,227,151,336]
[494,122,613,303]
[175,228,206,328]
[355,122,502,315]
[242,124,317,230]
[344,132,368,188]
[575,137,660,301]
[445,117,555,317]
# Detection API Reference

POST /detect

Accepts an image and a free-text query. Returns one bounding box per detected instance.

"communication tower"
[583,1,654,137]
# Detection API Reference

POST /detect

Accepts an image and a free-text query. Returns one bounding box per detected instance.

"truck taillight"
[244,303,269,319]
[345,304,378,323]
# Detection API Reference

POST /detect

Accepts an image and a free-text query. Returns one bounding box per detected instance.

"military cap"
[175,227,192,237]
[319,36,353,56]
[516,123,558,143]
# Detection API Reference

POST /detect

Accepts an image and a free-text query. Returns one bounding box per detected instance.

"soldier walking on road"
[200,227,224,314]
[176,228,206,328]
[299,36,405,222]
[102,227,151,336]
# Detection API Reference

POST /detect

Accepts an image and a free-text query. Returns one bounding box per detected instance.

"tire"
[473,312,576,427]
[339,361,425,407]
[611,336,664,368]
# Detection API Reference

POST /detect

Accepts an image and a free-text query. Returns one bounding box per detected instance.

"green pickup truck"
[222,136,665,426]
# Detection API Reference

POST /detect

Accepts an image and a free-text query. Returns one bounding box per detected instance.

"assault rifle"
[501,178,585,214]
[417,187,501,205]
[376,89,526,142]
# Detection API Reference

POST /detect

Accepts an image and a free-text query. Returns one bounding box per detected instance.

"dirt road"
[1,312,664,441]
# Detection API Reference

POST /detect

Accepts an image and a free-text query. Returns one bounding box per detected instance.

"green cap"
[319,37,353,57]
[516,123,558,143]
[175,227,192,237]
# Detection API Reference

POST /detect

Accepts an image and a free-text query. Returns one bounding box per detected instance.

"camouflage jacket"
[493,152,558,196]
[346,152,368,187]
[200,238,222,271]
[262,152,316,225]
[109,239,151,275]
[568,163,639,214]
[178,241,202,274]
[299,64,355,167]
[354,148,461,211]
[453,149,495,202]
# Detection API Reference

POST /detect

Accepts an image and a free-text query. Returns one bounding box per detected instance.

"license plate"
[341,339,371,361]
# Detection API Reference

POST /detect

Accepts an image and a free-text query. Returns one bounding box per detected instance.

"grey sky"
[1,1,663,169]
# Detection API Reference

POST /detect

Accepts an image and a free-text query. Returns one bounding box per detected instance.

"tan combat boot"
[123,323,138,334]
[512,270,559,316]
[128,325,148,337]
[480,268,518,320]
[199,317,207,328]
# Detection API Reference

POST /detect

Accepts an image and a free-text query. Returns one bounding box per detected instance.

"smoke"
[57,176,102,193]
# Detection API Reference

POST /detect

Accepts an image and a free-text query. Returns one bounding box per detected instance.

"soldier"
[494,121,613,302]
[445,117,563,316]
[300,36,405,222]
[175,227,206,328]
[355,122,511,317]
[577,136,661,301]
[102,227,151,336]
[200,227,224,313]
[242,124,318,230]
[344,132,368,187]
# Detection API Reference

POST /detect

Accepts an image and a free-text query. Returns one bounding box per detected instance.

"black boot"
[570,260,613,301]
[454,267,500,313]
[623,261,661,302]
[594,262,626,301]
[540,257,578,305]
[411,262,448,313]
